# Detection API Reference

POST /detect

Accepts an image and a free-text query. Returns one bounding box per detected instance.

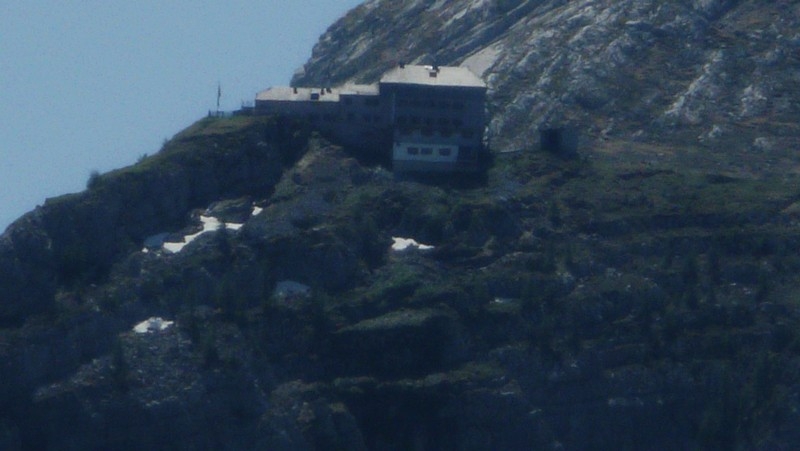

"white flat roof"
[255,86,341,102]
[380,65,486,89]
[339,83,380,95]
[255,66,484,103]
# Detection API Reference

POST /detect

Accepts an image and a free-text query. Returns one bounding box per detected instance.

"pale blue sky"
[1,1,362,230]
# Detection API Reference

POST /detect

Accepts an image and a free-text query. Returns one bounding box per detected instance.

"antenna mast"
[216,82,221,113]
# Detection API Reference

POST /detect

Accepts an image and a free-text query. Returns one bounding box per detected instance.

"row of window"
[395,98,467,110]
[308,113,383,124]
[338,97,472,110]
[342,97,380,107]
[396,127,477,139]
[354,113,382,124]
[406,147,453,157]
[396,116,465,127]
[307,113,337,122]
[304,112,480,138]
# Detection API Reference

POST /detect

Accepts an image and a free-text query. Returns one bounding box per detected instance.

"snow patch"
[252,206,264,216]
[273,280,312,299]
[162,215,242,253]
[391,237,434,252]
[492,297,515,305]
[133,317,174,334]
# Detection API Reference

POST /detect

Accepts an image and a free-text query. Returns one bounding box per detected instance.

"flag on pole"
[216,82,221,111]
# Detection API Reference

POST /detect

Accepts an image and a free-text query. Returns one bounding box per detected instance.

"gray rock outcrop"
[295,0,800,152]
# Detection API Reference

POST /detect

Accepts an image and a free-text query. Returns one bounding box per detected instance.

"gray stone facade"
[254,64,487,172]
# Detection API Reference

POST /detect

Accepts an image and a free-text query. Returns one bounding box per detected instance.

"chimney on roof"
[293,87,298,94]
[399,61,406,69]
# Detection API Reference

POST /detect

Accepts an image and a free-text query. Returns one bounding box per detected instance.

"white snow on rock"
[252,206,264,216]
[391,237,434,252]
[162,215,243,253]
[493,297,515,305]
[273,280,312,299]
[133,317,174,334]
[225,222,244,231]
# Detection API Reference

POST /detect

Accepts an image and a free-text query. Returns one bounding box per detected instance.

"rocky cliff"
[295,0,800,154]
[2,1,800,450]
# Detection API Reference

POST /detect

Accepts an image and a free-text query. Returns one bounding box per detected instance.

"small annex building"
[254,64,487,173]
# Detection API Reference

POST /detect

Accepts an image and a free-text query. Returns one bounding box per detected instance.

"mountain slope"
[0,117,309,325]
[2,1,800,450]
[295,0,800,154]
[2,115,800,449]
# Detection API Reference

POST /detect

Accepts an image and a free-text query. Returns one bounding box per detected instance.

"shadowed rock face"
[0,117,307,325]
[295,0,800,153]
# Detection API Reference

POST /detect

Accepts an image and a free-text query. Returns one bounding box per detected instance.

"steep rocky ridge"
[2,114,800,448]
[0,117,309,324]
[295,0,800,155]
[2,1,800,450]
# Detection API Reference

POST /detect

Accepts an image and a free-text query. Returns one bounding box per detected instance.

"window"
[365,97,379,107]
[362,114,371,123]
[411,116,420,125]
[453,102,465,110]
[347,113,355,122]
[310,93,320,101]
[344,98,353,105]
[421,148,433,155]
[397,116,407,125]
[463,130,475,139]
[439,148,452,156]
[407,147,419,155]
[438,118,449,126]
[453,119,463,127]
